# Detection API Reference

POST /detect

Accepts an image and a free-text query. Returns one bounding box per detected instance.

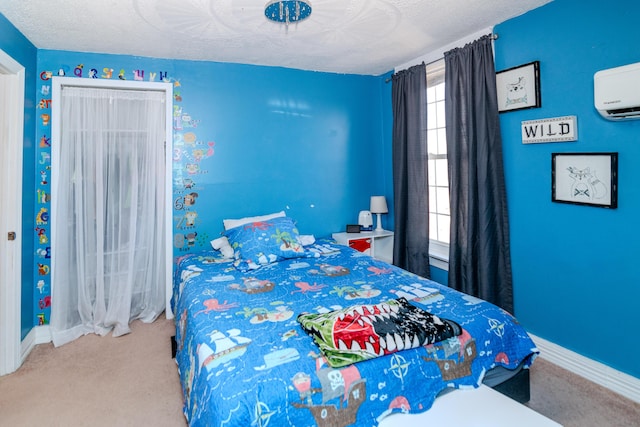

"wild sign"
[521,116,577,144]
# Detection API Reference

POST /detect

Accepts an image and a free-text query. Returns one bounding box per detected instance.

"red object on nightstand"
[349,238,371,253]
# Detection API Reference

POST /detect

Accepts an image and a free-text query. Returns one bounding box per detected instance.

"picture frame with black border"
[496,61,541,113]
[551,152,618,208]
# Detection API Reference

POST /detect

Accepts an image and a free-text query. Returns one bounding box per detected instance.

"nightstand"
[331,230,394,264]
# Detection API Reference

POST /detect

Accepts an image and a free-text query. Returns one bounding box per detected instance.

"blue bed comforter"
[173,241,538,427]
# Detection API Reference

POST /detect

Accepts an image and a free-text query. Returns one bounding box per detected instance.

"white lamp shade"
[370,196,388,214]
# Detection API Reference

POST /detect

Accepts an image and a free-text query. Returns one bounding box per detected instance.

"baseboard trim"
[19,325,52,364]
[20,328,36,366]
[530,333,640,404]
[35,325,52,345]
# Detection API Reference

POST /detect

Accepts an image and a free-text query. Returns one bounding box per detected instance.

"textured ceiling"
[0,0,552,75]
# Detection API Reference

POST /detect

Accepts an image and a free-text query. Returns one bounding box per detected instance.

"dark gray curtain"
[391,63,430,279]
[444,35,514,313]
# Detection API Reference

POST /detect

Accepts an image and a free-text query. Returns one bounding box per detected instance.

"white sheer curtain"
[51,87,166,347]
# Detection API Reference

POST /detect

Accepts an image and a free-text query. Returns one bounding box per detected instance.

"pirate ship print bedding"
[172,238,538,427]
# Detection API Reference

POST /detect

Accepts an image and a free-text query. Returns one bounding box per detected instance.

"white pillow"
[210,236,234,259]
[222,210,286,230]
[297,234,316,246]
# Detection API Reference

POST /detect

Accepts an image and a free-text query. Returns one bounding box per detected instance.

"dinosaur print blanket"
[172,239,538,427]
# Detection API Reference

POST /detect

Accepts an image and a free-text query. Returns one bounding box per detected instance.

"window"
[426,60,450,265]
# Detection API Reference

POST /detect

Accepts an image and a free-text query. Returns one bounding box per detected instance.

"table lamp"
[370,196,388,231]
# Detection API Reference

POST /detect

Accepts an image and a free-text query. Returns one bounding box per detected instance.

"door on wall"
[50,78,173,347]
[0,50,24,376]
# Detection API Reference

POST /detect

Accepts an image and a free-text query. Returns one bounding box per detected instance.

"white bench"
[379,385,562,427]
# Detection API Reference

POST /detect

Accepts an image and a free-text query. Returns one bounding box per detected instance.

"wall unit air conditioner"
[594,62,640,120]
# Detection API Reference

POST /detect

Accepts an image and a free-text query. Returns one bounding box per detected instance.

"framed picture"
[496,61,541,113]
[552,152,618,208]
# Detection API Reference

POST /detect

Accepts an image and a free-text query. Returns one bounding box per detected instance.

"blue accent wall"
[494,0,640,378]
[31,49,387,325]
[0,13,37,340]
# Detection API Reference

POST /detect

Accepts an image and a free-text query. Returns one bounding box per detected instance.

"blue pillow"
[224,216,318,271]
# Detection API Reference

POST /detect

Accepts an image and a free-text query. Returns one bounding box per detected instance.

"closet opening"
[50,77,173,347]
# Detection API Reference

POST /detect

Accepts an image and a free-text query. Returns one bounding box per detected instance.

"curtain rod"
[385,33,499,83]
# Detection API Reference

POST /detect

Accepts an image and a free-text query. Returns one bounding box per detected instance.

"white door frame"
[50,77,175,322]
[0,49,25,376]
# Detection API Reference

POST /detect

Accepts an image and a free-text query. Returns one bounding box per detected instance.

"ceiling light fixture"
[264,0,312,27]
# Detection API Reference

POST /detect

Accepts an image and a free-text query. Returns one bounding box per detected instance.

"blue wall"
[30,50,388,325]
[7,0,638,380]
[0,14,37,340]
[494,0,640,378]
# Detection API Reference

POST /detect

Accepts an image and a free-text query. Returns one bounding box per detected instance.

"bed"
[172,215,538,426]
